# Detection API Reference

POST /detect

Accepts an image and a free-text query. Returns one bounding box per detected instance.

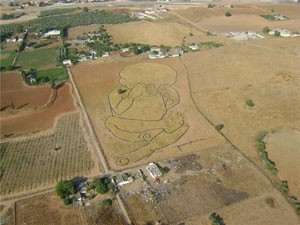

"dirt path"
[67,68,132,225]
[170,10,208,33]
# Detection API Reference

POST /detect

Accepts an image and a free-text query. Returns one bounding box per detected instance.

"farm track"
[67,68,132,225]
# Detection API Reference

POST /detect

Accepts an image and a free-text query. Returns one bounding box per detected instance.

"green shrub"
[256,131,268,142]
[102,198,112,207]
[245,99,255,107]
[281,181,289,195]
[262,26,270,34]
[225,12,232,17]
[63,197,71,205]
[56,180,75,199]
[215,124,224,131]
[117,89,127,94]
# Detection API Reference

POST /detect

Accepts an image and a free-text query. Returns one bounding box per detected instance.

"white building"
[112,173,134,187]
[62,59,72,66]
[43,30,61,38]
[146,163,162,178]
[189,44,199,51]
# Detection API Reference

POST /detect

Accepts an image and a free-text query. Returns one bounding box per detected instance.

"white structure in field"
[146,163,162,178]
[189,44,198,51]
[113,173,134,187]
[43,30,61,37]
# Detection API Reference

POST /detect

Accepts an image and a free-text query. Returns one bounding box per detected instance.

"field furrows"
[0,112,94,195]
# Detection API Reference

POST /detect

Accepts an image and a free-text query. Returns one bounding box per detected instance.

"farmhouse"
[169,47,183,57]
[146,163,162,178]
[112,173,134,187]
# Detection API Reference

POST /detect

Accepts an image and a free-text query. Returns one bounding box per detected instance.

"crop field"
[1,71,52,113]
[37,67,68,83]
[0,49,17,70]
[121,145,300,225]
[16,47,57,69]
[1,82,75,137]
[71,57,224,170]
[0,112,97,197]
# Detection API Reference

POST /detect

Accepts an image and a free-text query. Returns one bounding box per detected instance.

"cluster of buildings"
[130,7,168,20]
[149,46,183,59]
[227,31,265,40]
[268,29,300,37]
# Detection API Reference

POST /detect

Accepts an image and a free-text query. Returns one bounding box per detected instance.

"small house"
[113,173,134,187]
[189,44,198,51]
[62,59,72,66]
[102,52,110,57]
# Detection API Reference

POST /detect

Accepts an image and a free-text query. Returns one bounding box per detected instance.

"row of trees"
[39,8,76,17]
[0,10,138,36]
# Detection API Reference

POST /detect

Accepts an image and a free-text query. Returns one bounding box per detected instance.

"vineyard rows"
[0,112,94,195]
[0,11,138,34]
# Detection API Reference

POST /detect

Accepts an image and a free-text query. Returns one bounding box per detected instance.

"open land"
[1,72,52,113]
[265,129,300,200]
[120,144,300,225]
[1,2,300,224]
[0,76,76,137]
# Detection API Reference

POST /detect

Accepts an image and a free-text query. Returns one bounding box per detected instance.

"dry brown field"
[1,72,52,112]
[0,112,98,197]
[174,4,300,33]
[181,39,300,199]
[120,145,300,225]
[265,129,300,200]
[0,82,76,137]
[0,12,39,25]
[106,20,204,46]
[197,14,300,33]
[12,191,126,225]
[69,20,204,46]
[71,57,225,170]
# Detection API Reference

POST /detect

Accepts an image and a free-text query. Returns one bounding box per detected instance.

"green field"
[0,49,17,70]
[37,67,68,82]
[17,47,57,69]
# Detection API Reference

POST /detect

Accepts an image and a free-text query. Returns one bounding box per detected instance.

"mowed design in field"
[106,21,203,46]
[1,79,76,137]
[71,58,224,170]
[0,112,97,197]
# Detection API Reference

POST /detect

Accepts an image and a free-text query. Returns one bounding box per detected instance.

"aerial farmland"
[0,1,299,225]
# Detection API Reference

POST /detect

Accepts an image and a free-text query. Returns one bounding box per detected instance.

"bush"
[281,181,289,195]
[63,197,71,205]
[262,26,270,34]
[225,12,232,17]
[274,30,281,36]
[102,198,112,207]
[215,124,224,131]
[245,99,255,107]
[256,131,268,142]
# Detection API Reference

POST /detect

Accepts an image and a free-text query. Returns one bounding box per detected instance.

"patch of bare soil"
[0,83,76,137]
[1,72,52,113]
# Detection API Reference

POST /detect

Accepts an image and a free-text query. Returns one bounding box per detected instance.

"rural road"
[67,68,132,225]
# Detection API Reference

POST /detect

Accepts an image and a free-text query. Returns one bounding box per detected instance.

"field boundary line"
[67,68,109,173]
